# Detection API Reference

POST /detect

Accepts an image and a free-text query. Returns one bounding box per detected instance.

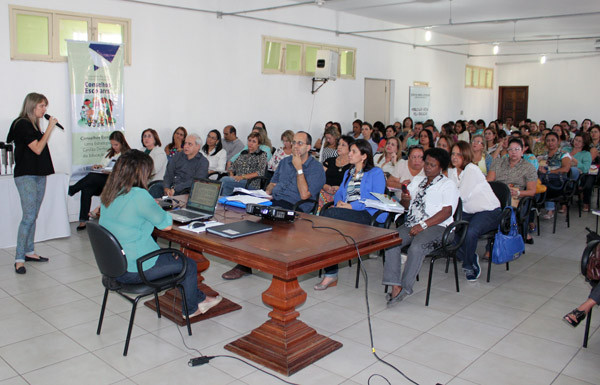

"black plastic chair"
[516,196,534,245]
[293,198,319,215]
[482,181,511,283]
[531,190,547,236]
[580,239,599,348]
[87,222,192,356]
[548,179,578,234]
[424,220,469,306]
[245,175,271,190]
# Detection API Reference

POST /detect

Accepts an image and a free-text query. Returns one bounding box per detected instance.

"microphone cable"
[300,217,420,385]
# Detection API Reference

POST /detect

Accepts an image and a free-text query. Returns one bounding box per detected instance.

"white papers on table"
[362,199,405,214]
[179,221,223,233]
[232,188,272,199]
[225,195,271,205]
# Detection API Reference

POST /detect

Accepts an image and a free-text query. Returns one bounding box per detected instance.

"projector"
[246,204,296,222]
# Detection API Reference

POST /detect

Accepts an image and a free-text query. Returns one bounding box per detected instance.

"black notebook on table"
[206,220,272,239]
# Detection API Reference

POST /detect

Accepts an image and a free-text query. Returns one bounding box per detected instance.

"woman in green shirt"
[99,150,222,317]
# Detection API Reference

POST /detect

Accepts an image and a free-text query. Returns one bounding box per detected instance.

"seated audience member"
[164,126,187,159]
[487,138,537,243]
[201,129,227,178]
[403,121,423,149]
[222,125,245,163]
[220,132,268,197]
[564,283,600,328]
[252,120,272,146]
[68,131,130,231]
[268,130,294,172]
[589,125,600,163]
[538,132,570,219]
[484,127,499,155]
[319,135,353,209]
[567,132,593,211]
[349,119,363,139]
[313,121,333,151]
[373,121,386,143]
[533,129,550,156]
[228,126,273,165]
[419,127,434,151]
[141,128,168,198]
[377,125,399,152]
[471,134,493,175]
[382,148,459,304]
[436,134,454,154]
[449,141,501,281]
[319,126,340,163]
[455,120,470,143]
[581,119,592,132]
[374,137,401,176]
[162,133,209,196]
[361,122,379,154]
[387,145,425,191]
[520,135,539,170]
[331,122,342,137]
[315,139,387,290]
[99,150,221,318]
[222,131,325,280]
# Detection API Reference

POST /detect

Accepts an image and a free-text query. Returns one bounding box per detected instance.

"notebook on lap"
[206,220,272,239]
[169,179,222,223]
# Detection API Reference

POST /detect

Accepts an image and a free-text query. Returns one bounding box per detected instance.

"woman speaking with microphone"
[7,93,59,274]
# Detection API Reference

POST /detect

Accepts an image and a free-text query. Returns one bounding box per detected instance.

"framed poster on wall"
[409,86,430,122]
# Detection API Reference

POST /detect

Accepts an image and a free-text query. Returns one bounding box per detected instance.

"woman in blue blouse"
[98,150,222,317]
[314,139,386,290]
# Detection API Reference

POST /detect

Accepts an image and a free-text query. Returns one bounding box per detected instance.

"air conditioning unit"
[315,49,338,80]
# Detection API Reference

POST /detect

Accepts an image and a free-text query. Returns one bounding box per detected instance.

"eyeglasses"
[291,141,307,146]
[508,147,522,152]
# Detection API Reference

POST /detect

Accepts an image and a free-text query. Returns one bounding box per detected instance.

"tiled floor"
[1,211,600,385]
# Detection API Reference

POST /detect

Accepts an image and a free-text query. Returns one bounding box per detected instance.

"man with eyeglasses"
[221,131,325,280]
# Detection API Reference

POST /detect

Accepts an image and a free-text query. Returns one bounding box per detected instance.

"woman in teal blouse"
[99,150,222,317]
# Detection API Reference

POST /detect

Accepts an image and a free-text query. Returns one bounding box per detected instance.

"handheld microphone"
[43,114,64,130]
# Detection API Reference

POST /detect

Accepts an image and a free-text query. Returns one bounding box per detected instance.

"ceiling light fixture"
[425,30,432,42]
[315,0,325,6]
[493,44,499,55]
[540,55,547,64]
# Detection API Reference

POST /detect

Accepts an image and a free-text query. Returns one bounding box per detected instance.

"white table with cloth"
[0,173,71,248]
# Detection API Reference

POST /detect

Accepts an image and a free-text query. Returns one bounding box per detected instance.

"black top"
[323,156,351,186]
[7,118,54,177]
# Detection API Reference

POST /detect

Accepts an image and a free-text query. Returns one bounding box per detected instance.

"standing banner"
[67,40,124,180]
[409,86,430,122]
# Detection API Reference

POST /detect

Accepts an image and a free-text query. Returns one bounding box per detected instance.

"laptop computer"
[206,220,272,239]
[169,178,222,223]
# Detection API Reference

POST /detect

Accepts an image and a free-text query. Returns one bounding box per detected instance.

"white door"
[364,78,391,125]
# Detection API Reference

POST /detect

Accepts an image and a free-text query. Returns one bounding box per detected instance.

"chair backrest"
[516,196,533,223]
[489,181,511,208]
[441,220,469,253]
[581,239,600,278]
[87,222,129,278]
[453,198,463,221]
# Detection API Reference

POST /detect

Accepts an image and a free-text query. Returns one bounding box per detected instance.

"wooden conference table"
[153,205,401,376]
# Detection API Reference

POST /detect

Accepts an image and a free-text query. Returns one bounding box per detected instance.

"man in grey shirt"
[163,133,209,196]
[222,125,245,163]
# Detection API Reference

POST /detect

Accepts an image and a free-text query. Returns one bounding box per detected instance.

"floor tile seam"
[0,323,58,349]
[150,321,243,355]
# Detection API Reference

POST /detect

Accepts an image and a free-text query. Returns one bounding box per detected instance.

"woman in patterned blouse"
[219,132,268,196]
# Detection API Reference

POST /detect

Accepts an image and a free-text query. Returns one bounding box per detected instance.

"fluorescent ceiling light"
[425,30,432,42]
[540,55,547,64]
[493,44,499,55]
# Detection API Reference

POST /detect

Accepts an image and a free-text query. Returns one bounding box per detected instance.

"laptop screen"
[187,179,222,213]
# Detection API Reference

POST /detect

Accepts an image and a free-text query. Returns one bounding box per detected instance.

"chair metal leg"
[97,288,109,335]
[452,256,460,293]
[425,256,435,306]
[154,292,161,318]
[583,307,593,348]
[355,258,361,288]
[506,262,510,271]
[445,257,450,274]
[318,269,322,278]
[567,204,571,228]
[553,208,558,233]
[348,258,352,267]
[124,297,141,356]
[179,285,192,336]
[487,239,493,283]
[537,211,541,236]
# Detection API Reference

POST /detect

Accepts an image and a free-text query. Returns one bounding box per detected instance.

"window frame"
[9,5,132,65]
[465,64,493,90]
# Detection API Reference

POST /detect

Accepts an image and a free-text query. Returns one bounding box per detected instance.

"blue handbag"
[492,207,525,264]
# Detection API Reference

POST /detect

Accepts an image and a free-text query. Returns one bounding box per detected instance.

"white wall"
[1,0,514,175]
[496,55,600,125]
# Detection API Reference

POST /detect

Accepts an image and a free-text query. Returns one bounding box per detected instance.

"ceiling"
[124,0,600,61]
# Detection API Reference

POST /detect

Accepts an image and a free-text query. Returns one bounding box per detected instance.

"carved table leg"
[144,248,241,324]
[225,276,342,376]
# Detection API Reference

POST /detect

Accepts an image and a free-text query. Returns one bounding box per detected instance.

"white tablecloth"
[0,173,71,248]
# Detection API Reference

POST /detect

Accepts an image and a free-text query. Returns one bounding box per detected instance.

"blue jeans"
[116,253,206,316]
[148,181,164,198]
[458,208,502,271]
[220,176,247,197]
[321,208,372,277]
[14,175,47,263]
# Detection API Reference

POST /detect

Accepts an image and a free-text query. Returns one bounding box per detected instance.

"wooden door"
[498,86,528,122]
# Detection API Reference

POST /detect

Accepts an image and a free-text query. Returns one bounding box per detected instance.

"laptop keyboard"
[173,210,205,219]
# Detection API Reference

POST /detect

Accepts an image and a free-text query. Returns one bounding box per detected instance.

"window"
[465,65,493,89]
[262,36,356,79]
[9,5,131,64]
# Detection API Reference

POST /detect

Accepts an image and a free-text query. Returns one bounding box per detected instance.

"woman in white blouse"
[142,128,168,198]
[448,141,502,281]
[201,129,227,179]
[374,137,401,177]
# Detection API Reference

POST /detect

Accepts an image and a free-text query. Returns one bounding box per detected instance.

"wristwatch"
[419,220,428,230]
[297,169,304,175]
